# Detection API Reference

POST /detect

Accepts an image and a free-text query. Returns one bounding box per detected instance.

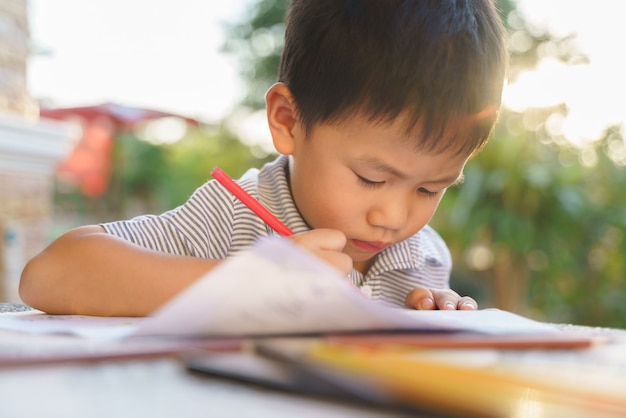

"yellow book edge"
[307,343,626,418]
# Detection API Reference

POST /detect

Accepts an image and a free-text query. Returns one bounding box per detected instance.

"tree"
[435,115,626,327]
[222,0,286,109]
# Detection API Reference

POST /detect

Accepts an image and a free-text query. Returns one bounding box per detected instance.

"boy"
[20,0,507,316]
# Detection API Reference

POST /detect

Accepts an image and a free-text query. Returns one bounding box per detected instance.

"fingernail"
[462,302,476,310]
[420,298,435,310]
[445,302,455,310]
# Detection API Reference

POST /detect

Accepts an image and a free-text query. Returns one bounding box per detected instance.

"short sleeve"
[102,180,236,259]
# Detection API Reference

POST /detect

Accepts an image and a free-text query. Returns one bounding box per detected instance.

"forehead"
[326,110,482,159]
[325,113,472,159]
[313,113,469,179]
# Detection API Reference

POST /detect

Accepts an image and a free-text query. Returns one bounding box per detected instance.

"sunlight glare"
[136,117,188,145]
[505,0,626,148]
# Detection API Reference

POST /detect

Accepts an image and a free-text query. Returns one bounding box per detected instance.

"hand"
[289,229,353,275]
[405,286,477,310]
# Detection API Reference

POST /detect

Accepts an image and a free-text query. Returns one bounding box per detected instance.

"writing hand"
[405,286,477,310]
[289,229,353,275]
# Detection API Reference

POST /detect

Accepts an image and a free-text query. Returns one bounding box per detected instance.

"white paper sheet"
[133,238,559,337]
[0,310,140,339]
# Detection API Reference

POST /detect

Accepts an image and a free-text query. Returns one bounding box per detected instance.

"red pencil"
[210,167,294,236]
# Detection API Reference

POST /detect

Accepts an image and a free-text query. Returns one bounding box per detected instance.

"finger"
[405,287,436,310]
[291,228,347,252]
[289,229,351,274]
[319,251,353,275]
[431,289,461,310]
[317,228,348,251]
[458,296,477,310]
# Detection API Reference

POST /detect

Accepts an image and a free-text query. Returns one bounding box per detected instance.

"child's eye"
[356,174,384,189]
[418,187,438,198]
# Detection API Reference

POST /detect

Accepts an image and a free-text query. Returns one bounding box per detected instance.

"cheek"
[305,190,358,229]
[410,196,444,229]
[302,182,363,229]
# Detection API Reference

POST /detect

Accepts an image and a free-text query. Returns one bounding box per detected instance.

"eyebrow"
[356,157,465,187]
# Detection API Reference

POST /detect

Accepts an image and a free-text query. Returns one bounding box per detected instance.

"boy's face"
[287,113,468,273]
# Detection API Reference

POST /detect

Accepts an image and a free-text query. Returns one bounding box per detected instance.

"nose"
[367,193,410,231]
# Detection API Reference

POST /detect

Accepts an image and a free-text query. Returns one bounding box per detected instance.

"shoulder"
[188,164,263,208]
[211,156,286,198]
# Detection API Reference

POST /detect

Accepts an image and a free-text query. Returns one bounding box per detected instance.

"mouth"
[351,239,391,253]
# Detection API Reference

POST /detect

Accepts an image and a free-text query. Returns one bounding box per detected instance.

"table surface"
[2,303,625,418]
[0,304,420,418]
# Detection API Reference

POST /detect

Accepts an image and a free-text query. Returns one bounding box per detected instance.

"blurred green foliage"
[435,119,626,327]
[109,126,274,217]
[222,0,285,108]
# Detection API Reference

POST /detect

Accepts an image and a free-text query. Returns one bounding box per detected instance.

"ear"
[266,82,298,155]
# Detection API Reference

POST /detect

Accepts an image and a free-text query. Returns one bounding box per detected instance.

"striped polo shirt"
[102,155,452,307]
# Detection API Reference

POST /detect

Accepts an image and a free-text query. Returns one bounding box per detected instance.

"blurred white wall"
[0,0,75,302]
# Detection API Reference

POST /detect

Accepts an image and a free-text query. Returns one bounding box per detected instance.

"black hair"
[278,0,508,156]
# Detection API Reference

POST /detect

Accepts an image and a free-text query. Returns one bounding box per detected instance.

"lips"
[351,239,391,253]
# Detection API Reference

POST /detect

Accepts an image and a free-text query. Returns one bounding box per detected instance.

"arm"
[19,225,222,317]
[19,226,352,317]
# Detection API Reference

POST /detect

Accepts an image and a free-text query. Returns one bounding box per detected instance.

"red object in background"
[54,116,115,197]
[41,102,198,197]
[41,102,199,129]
